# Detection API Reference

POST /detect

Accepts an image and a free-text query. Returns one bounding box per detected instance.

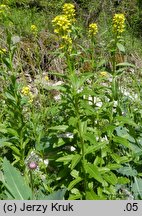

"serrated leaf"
[132,177,142,199]
[113,136,130,148]
[68,177,82,190]
[56,154,74,163]
[2,158,32,199]
[6,128,19,138]
[115,116,137,127]
[84,163,104,184]
[83,133,97,144]
[70,154,81,170]
[37,189,66,200]
[85,143,106,155]
[45,189,66,200]
[86,190,99,200]
[111,153,122,164]
[70,169,79,178]
[49,125,68,131]
[117,166,137,177]
[102,172,118,185]
[107,163,122,170]
[118,177,130,184]
[0,138,12,148]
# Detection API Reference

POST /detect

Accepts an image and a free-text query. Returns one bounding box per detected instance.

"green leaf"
[116,43,125,52]
[56,155,74,163]
[83,133,97,144]
[2,158,32,199]
[10,146,20,156]
[70,154,81,170]
[49,125,68,131]
[132,177,142,199]
[115,116,137,127]
[107,163,122,170]
[113,136,130,148]
[37,189,66,200]
[111,153,122,164]
[0,138,12,148]
[5,92,16,102]
[44,189,66,200]
[117,166,137,177]
[86,190,99,200]
[70,169,79,178]
[118,177,130,184]
[116,62,135,68]
[68,177,82,190]
[0,124,7,133]
[111,154,130,164]
[6,128,19,138]
[84,163,105,184]
[102,172,118,185]
[85,143,106,155]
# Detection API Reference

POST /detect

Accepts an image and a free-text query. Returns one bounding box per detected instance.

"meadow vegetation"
[0,0,142,200]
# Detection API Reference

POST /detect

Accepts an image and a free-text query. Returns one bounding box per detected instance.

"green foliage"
[0,0,142,200]
[1,158,32,199]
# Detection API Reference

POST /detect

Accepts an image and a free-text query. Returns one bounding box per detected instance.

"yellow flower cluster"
[21,86,30,95]
[89,23,98,36]
[60,35,72,51]
[52,3,76,52]
[31,24,37,32]
[52,15,72,35]
[100,71,108,77]
[0,4,9,15]
[0,48,6,55]
[62,3,76,22]
[44,75,49,81]
[21,86,34,103]
[113,14,125,34]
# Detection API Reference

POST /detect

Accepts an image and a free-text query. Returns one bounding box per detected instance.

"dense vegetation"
[0,0,142,200]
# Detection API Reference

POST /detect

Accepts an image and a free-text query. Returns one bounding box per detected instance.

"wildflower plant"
[30,24,38,38]
[113,14,125,36]
[52,15,72,35]
[52,3,77,52]
[62,3,76,22]
[0,4,9,19]
[0,1,142,201]
[21,86,34,103]
[89,23,98,37]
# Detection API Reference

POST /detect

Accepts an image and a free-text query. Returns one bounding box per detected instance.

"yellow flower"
[29,92,34,103]
[0,4,9,15]
[45,75,49,81]
[89,23,98,36]
[113,14,125,34]
[62,3,76,22]
[21,86,34,103]
[60,35,72,51]
[0,4,7,10]
[0,48,6,54]
[100,71,108,77]
[21,86,30,96]
[52,15,72,35]
[31,24,38,33]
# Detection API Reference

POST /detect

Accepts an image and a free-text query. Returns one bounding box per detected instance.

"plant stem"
[29,170,34,199]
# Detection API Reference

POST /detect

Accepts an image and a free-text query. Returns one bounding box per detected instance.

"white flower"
[44,159,49,166]
[70,146,76,151]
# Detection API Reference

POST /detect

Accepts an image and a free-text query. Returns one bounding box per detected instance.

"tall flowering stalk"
[113,14,125,36]
[89,23,98,37]
[62,3,76,22]
[52,3,76,52]
[111,13,125,102]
